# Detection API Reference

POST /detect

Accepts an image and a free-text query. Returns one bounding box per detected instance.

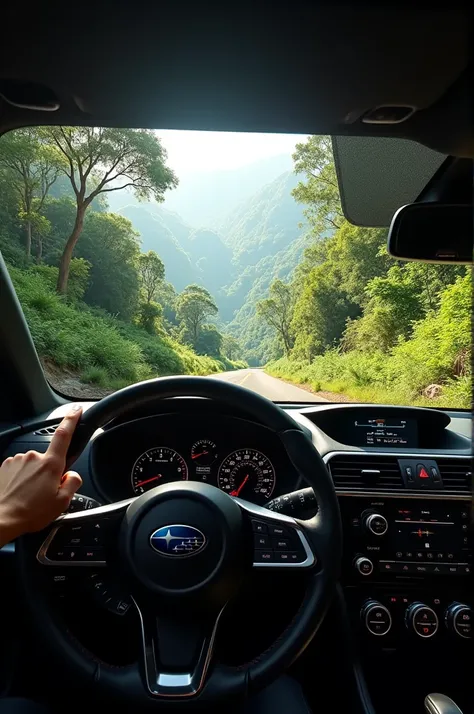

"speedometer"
[218,449,276,502]
[131,447,188,494]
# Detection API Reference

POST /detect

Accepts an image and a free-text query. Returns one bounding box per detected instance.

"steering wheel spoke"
[133,597,224,698]
[36,497,136,567]
[235,498,317,569]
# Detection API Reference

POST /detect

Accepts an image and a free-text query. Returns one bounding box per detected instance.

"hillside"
[163,153,293,227]
[220,171,303,265]
[218,172,307,352]
[110,171,307,346]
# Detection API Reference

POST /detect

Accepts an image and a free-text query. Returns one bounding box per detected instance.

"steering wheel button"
[82,547,106,562]
[251,520,268,534]
[272,538,290,550]
[255,550,274,562]
[268,524,290,537]
[254,534,270,548]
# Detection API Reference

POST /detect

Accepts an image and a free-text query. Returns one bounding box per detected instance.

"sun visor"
[332,136,447,227]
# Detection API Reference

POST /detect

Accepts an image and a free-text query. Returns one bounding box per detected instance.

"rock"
[423,384,443,399]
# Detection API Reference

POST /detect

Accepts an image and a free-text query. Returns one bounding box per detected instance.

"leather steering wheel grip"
[18,376,342,707]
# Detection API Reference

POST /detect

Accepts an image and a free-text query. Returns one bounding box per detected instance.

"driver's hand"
[0,405,83,546]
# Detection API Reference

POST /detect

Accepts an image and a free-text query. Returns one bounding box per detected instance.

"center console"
[324,449,472,714]
[339,492,471,641]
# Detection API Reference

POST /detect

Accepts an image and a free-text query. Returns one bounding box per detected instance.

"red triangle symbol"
[419,467,429,479]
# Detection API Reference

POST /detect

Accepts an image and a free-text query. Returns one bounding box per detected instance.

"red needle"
[136,475,161,488]
[230,475,249,497]
[191,451,208,460]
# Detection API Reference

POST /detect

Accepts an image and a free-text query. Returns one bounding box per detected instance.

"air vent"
[328,455,403,491]
[437,458,472,493]
[33,424,59,436]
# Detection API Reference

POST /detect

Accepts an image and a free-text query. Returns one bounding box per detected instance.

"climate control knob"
[361,600,392,636]
[445,603,472,639]
[354,556,374,576]
[364,512,388,536]
[405,602,439,638]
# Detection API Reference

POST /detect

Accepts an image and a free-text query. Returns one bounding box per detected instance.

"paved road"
[209,368,329,402]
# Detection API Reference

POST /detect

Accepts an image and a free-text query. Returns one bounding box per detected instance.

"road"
[209,368,329,402]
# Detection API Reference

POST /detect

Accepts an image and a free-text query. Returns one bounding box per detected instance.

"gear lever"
[425,694,463,714]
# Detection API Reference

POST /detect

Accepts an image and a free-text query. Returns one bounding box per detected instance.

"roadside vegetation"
[0,128,245,392]
[258,137,471,408]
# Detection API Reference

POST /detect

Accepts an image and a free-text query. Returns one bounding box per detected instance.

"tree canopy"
[176,284,219,347]
[41,127,177,294]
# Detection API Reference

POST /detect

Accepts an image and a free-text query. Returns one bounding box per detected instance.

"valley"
[106,158,308,363]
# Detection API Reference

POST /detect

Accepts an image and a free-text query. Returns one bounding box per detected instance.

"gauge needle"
[230,475,249,497]
[191,451,208,460]
[136,475,161,488]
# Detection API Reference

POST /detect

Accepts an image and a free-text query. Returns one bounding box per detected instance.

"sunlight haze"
[156,130,303,176]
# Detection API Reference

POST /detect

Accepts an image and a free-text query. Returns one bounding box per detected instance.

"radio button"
[446,604,472,639]
[406,603,439,638]
[414,564,429,574]
[354,557,373,576]
[365,513,388,537]
[361,601,392,636]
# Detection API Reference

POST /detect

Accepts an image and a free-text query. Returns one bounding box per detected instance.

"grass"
[9,265,245,390]
[267,353,471,409]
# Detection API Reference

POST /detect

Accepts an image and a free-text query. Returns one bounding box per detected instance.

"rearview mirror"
[387,203,472,264]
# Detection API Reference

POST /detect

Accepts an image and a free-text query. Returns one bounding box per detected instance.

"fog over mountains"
[106,154,308,361]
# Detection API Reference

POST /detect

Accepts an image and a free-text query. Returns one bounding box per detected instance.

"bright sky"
[156,130,303,176]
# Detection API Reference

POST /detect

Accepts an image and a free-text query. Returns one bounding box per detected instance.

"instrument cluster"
[131,441,276,502]
[91,413,298,506]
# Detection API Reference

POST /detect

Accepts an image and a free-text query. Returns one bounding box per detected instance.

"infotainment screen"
[351,417,418,447]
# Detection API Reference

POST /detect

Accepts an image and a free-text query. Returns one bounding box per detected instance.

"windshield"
[0,128,470,408]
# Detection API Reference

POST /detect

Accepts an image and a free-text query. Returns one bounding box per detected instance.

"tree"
[196,324,223,357]
[256,279,295,356]
[137,301,163,334]
[0,129,60,258]
[154,280,178,325]
[291,267,359,360]
[40,199,142,318]
[41,127,177,294]
[78,211,141,319]
[292,135,344,235]
[222,334,242,361]
[138,250,165,304]
[176,284,218,346]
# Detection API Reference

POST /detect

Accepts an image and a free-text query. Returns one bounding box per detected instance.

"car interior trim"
[132,595,225,698]
[235,498,316,569]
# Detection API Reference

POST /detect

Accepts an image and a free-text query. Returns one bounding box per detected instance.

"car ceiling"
[0,5,472,157]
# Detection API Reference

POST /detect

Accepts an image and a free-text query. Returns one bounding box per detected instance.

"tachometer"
[131,447,188,495]
[190,439,218,467]
[218,449,276,502]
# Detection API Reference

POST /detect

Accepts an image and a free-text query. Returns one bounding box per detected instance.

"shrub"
[81,366,109,386]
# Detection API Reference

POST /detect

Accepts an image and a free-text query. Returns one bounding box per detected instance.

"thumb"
[58,471,83,502]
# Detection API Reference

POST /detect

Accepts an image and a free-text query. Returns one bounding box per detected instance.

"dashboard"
[89,412,301,505]
[0,399,471,713]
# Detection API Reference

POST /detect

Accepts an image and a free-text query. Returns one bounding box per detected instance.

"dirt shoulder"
[42,360,113,400]
[274,376,356,403]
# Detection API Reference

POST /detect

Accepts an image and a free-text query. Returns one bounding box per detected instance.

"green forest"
[258,137,471,408]
[0,128,246,394]
[0,128,470,407]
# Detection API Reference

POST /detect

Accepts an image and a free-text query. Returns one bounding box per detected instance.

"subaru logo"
[149,525,206,557]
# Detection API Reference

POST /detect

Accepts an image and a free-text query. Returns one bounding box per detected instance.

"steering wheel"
[17,377,342,708]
